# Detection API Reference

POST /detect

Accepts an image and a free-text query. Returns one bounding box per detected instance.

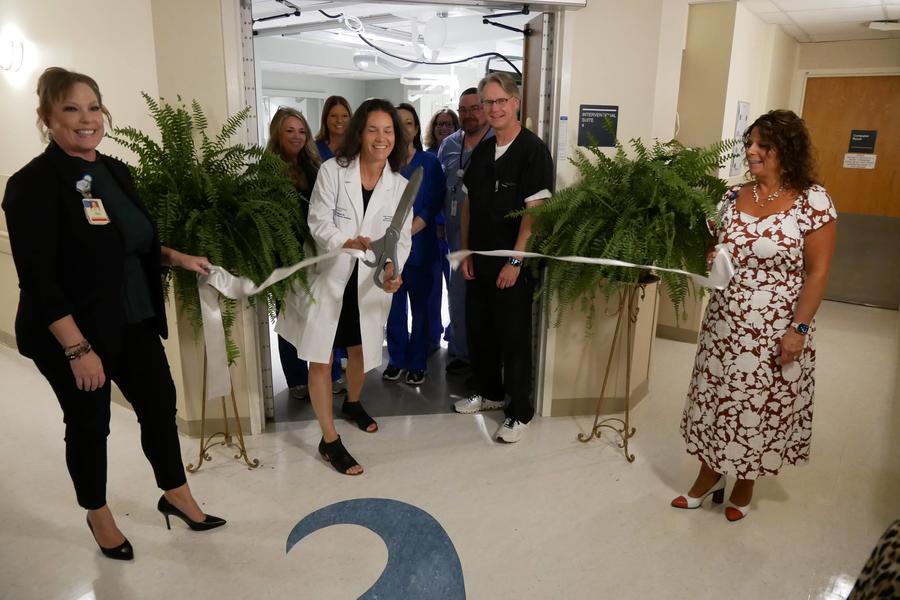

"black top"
[295,160,318,220]
[463,127,554,251]
[73,156,156,324]
[1,142,167,362]
[361,185,374,211]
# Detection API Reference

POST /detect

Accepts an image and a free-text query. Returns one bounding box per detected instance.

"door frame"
[240,2,572,428]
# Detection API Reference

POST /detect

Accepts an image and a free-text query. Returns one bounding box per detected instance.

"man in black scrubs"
[453,72,554,443]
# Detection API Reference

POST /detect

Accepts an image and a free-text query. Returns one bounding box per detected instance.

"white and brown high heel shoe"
[670,474,726,509]
[725,501,750,522]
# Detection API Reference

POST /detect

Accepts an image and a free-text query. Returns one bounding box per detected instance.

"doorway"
[247,0,562,424]
[801,74,900,309]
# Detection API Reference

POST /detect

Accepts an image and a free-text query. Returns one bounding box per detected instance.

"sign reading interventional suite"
[578,105,618,147]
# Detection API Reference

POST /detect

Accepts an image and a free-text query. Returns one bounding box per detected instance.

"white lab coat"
[275,157,412,373]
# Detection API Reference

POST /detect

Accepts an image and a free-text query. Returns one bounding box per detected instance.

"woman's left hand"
[778,329,805,364]
[382,263,402,293]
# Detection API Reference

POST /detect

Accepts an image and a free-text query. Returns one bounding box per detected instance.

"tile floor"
[0,300,896,600]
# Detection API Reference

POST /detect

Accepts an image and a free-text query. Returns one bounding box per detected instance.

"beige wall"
[789,39,900,112]
[149,0,262,434]
[659,1,798,339]
[543,0,692,412]
[0,0,160,345]
[675,1,735,149]
[555,0,690,187]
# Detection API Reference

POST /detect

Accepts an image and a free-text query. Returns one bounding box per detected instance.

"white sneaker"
[453,393,504,414]
[496,417,528,443]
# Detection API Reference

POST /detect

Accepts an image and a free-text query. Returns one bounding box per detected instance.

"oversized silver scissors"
[362,166,423,289]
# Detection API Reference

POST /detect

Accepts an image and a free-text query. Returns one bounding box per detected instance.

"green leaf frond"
[523,136,736,328]
[111,94,312,363]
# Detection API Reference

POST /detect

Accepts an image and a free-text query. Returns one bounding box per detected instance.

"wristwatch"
[508,257,523,267]
[791,322,810,335]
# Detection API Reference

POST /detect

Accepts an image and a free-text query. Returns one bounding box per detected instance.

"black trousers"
[465,257,536,423]
[33,320,186,510]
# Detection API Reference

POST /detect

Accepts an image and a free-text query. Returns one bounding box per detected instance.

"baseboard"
[177,415,253,438]
[656,324,699,344]
[549,379,649,416]
[0,330,17,350]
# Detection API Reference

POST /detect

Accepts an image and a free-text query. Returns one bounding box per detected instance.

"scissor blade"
[390,166,423,231]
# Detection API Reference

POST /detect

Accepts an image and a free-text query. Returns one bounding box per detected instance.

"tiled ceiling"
[736,0,900,42]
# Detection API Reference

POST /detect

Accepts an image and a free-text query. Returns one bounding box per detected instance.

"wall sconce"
[0,33,24,71]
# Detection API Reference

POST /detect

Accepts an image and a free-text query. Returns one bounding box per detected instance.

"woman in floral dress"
[671,110,838,522]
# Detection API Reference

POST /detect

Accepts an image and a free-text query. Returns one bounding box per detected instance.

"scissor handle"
[362,228,401,289]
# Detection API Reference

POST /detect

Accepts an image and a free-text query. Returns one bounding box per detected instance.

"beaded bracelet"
[64,340,92,361]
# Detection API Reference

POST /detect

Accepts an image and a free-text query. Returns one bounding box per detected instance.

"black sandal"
[318,436,362,476]
[342,399,378,433]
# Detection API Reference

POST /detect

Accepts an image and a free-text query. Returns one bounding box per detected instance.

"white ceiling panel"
[735,0,899,42]
[739,0,781,11]
[756,11,794,24]
[788,6,886,23]
[769,0,882,10]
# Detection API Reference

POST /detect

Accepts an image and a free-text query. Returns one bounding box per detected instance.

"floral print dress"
[680,184,837,480]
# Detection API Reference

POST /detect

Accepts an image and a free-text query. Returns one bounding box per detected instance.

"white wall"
[0,0,160,345]
[556,0,687,187]
[261,71,367,111]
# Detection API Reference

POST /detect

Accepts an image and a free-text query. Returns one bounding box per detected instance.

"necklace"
[752,182,785,206]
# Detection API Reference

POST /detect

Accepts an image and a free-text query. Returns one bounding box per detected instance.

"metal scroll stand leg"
[576,283,645,462]
[187,353,260,472]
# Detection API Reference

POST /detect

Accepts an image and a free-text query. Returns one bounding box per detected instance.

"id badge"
[450,197,458,217]
[82,198,110,225]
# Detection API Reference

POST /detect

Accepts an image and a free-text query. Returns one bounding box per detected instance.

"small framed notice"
[843,153,877,169]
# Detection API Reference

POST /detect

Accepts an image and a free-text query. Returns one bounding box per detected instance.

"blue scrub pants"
[386,262,434,371]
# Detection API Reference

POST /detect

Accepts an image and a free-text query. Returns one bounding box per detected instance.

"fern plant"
[525,136,734,327]
[111,93,312,362]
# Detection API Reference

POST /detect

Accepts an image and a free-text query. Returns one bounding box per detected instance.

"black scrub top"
[463,127,554,251]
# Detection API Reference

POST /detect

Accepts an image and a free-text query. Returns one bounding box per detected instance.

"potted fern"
[111,94,311,361]
[526,136,734,326]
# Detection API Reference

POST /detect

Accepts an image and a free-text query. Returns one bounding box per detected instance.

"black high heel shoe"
[157,495,226,531]
[86,514,134,561]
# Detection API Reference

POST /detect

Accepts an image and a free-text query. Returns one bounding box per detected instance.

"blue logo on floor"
[287,498,466,599]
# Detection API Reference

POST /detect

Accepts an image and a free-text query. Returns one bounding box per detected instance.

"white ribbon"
[447,246,735,291]
[197,245,733,400]
[197,247,365,400]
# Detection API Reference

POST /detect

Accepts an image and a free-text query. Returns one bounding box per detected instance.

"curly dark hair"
[335,99,407,172]
[743,109,818,192]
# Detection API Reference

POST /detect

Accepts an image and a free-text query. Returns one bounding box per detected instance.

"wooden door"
[802,75,900,308]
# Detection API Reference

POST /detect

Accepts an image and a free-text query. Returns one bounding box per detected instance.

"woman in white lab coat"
[276,98,412,475]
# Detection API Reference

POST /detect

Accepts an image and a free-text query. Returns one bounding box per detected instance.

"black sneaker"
[445,358,470,375]
[405,369,426,385]
[382,365,403,381]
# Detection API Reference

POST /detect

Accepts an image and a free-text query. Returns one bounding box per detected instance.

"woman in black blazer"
[2,67,225,561]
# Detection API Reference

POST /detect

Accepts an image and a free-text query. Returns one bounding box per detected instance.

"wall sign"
[843,153,877,169]
[729,101,751,177]
[578,105,618,147]
[848,130,877,153]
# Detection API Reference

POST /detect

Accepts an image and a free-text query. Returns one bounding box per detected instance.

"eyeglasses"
[481,97,512,108]
[457,105,483,115]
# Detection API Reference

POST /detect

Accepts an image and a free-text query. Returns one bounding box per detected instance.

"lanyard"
[455,129,489,179]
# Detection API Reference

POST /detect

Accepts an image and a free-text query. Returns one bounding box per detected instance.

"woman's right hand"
[70,351,106,392]
[342,236,371,252]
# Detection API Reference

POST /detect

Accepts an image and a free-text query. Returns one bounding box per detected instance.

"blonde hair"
[478,72,520,100]
[267,106,322,190]
[35,67,112,142]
